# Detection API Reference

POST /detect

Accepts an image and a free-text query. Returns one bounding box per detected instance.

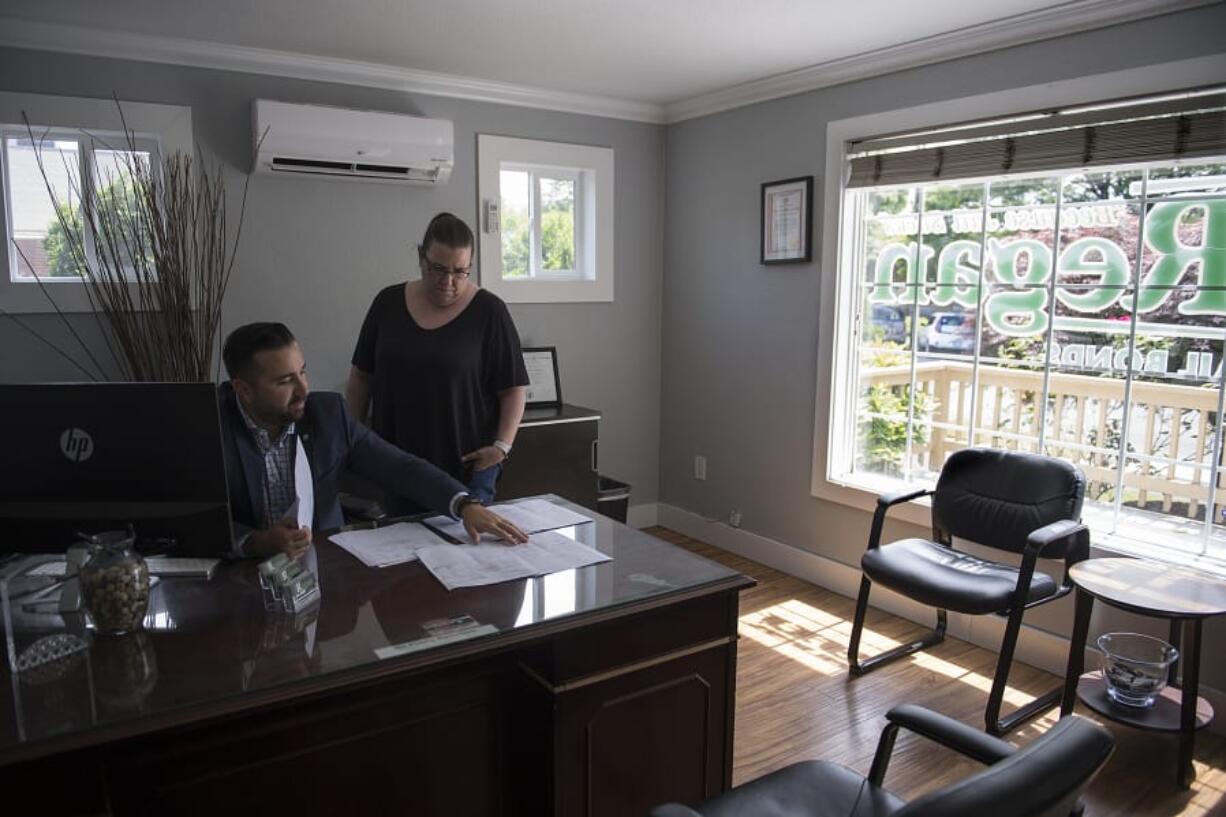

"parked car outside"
[870,305,907,344]
[924,311,976,352]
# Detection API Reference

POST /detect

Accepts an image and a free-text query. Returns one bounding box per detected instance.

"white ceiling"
[0,0,1212,121]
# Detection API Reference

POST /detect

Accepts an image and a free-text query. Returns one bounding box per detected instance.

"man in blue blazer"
[219,322,527,558]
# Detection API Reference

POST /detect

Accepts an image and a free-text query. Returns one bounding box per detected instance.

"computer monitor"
[0,382,232,556]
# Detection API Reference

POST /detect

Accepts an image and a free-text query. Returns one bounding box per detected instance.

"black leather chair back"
[932,448,1085,556]
[897,715,1113,817]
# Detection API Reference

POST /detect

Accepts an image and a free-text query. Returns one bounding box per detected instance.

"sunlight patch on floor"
[740,597,1040,708]
[738,598,864,676]
[906,651,1036,707]
[1181,761,1225,816]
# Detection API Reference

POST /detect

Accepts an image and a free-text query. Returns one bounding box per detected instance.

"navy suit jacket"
[218,383,466,546]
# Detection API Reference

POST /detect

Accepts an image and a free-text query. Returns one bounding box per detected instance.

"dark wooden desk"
[0,496,753,816]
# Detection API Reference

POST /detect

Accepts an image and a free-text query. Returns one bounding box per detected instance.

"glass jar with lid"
[79,529,150,635]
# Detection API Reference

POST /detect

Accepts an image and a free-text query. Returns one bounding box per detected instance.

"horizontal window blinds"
[846,89,1226,189]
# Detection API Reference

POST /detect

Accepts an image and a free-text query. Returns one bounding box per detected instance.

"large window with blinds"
[827,88,1226,563]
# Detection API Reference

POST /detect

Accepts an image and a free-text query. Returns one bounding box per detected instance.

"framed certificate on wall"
[522,347,562,408]
[761,175,813,264]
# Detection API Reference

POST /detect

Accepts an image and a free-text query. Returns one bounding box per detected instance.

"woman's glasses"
[424,261,472,280]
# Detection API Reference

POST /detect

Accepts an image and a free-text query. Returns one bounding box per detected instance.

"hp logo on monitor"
[60,428,94,462]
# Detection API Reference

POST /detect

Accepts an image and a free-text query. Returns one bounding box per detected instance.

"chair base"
[848,622,947,676]
[847,576,948,676]
[988,686,1062,736]
[849,575,1062,737]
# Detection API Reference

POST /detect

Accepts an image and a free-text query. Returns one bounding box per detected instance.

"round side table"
[1060,557,1226,789]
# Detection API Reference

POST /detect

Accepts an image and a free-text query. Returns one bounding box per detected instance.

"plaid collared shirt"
[237,400,297,530]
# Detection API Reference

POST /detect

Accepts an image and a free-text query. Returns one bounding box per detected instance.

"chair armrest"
[878,487,933,509]
[885,704,1015,765]
[1025,519,1089,561]
[867,488,932,550]
[648,805,703,817]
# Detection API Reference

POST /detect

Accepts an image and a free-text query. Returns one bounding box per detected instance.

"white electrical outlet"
[729,510,742,528]
[694,455,707,481]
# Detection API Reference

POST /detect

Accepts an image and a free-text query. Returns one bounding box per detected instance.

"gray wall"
[0,47,665,502]
[661,5,1226,681]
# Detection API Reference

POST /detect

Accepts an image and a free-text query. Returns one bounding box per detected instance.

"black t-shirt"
[352,284,529,484]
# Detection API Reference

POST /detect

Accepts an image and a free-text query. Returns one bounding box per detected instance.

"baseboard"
[657,502,1226,735]
[627,502,659,529]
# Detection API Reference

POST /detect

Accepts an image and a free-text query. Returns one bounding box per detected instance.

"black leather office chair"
[649,704,1114,817]
[847,448,1089,735]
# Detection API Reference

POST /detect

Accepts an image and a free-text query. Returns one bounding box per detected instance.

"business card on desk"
[422,613,482,638]
[374,621,499,660]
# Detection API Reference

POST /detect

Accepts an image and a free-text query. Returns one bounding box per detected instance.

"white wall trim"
[627,502,659,529]
[664,0,1218,122]
[0,18,666,124]
[1,3,1217,126]
[656,502,1226,735]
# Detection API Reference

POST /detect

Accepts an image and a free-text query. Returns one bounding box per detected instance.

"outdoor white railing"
[863,358,1225,520]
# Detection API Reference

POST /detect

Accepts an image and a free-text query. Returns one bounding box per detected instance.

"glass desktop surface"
[0,495,745,761]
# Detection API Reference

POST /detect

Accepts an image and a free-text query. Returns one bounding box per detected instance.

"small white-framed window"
[477,134,613,303]
[2,127,159,284]
[499,164,583,281]
[0,92,192,314]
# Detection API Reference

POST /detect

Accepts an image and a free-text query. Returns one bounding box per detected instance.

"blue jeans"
[467,463,502,505]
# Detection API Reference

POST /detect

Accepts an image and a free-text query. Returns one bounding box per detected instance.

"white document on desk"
[416,530,610,590]
[424,498,592,542]
[329,523,449,568]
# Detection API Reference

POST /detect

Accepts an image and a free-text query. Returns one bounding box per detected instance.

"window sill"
[479,275,613,304]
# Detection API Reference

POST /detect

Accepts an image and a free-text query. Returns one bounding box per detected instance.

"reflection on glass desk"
[1,495,753,817]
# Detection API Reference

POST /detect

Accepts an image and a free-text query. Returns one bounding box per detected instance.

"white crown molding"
[0,18,668,124]
[664,0,1220,123]
[0,1,1215,126]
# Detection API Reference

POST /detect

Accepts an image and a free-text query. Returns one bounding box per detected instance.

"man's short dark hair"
[222,322,296,380]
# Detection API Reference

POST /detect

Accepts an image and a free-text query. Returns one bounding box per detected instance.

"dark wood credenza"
[499,404,601,510]
[0,496,752,816]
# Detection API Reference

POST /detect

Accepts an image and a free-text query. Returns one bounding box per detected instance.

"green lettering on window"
[1128,201,1226,315]
[932,240,980,308]
[869,241,934,305]
[1055,237,1128,312]
[984,238,1050,335]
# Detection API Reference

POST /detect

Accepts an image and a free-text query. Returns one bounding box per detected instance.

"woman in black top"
[347,213,528,513]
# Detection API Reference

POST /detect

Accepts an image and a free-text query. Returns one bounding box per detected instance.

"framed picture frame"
[761,175,813,264]
[522,346,562,408]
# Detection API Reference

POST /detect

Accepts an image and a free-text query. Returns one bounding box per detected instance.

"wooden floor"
[647,527,1226,817]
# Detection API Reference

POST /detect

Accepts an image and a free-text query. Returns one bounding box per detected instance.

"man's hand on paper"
[460,504,528,545]
[249,517,312,558]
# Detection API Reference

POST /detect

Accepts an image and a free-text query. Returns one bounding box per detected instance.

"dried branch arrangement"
[8,105,252,382]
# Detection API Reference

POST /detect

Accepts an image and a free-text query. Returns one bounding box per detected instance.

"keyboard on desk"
[144,557,220,579]
[25,557,219,579]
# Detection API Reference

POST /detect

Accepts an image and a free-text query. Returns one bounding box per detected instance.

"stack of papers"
[329,522,449,568]
[424,497,592,542]
[415,530,610,591]
[329,500,609,588]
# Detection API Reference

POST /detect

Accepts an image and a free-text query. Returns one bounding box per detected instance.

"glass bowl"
[1098,632,1178,708]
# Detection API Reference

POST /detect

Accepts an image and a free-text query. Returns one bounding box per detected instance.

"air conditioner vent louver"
[254,100,453,186]
[354,163,409,175]
[272,157,352,171]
